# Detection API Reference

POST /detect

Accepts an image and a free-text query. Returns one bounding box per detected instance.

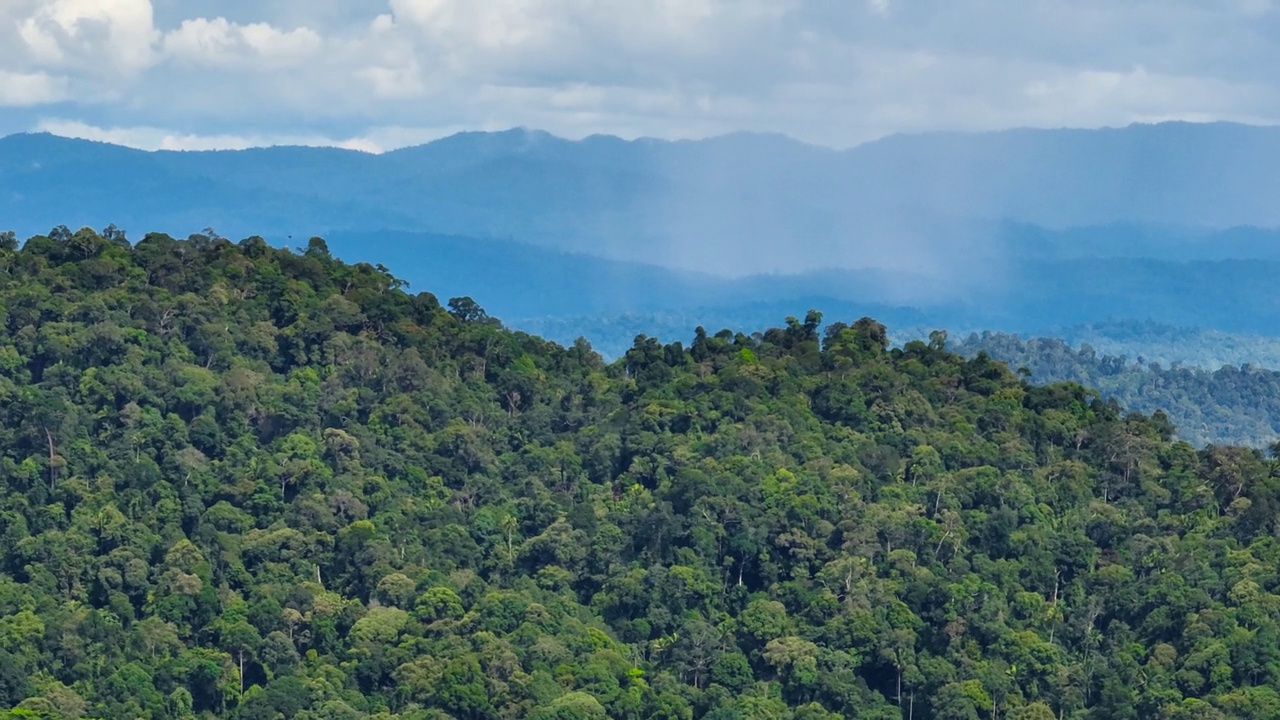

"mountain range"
[5,121,1280,358]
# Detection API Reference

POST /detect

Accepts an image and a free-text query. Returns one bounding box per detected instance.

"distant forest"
[956,331,1280,447]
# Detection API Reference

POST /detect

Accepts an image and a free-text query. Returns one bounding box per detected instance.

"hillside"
[955,331,1280,448]
[2,227,1280,719]
[1048,322,1280,370]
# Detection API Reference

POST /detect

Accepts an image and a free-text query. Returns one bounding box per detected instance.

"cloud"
[5,0,1280,151]
[358,62,427,100]
[14,0,158,77]
[380,0,793,90]
[0,71,70,107]
[30,119,529,155]
[1020,66,1274,127]
[162,17,323,69]
[35,119,384,152]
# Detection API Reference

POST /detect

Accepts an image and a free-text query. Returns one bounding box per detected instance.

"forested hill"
[954,332,1280,448]
[6,229,1280,720]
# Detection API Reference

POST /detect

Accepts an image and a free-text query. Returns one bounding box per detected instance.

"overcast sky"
[2,0,1279,152]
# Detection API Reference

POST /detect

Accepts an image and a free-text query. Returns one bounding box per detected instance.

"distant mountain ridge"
[8,122,1280,363]
[844,121,1280,228]
[307,230,1280,359]
[318,230,943,319]
[5,121,1280,277]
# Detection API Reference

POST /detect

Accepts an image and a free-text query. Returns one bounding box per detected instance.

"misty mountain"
[847,122,1280,228]
[504,256,1280,360]
[6,122,1280,281]
[319,230,939,318]
[995,222,1280,262]
[8,122,1280,365]
[310,231,1280,360]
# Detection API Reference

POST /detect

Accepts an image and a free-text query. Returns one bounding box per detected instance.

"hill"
[2,227,1280,718]
[956,330,1280,448]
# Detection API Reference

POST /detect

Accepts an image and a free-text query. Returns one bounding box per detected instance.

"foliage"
[1050,320,1280,371]
[956,331,1280,447]
[2,227,1280,719]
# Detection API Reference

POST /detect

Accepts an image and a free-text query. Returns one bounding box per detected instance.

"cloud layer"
[2,0,1279,151]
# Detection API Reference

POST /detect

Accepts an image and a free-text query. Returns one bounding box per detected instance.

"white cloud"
[36,119,384,152]
[15,0,158,77]
[0,71,70,107]
[4,1,1280,150]
[359,62,427,100]
[379,0,790,88]
[163,17,322,69]
[1020,65,1272,128]
[33,117,531,155]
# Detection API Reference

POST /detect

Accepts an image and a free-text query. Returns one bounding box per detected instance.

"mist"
[6,121,1280,352]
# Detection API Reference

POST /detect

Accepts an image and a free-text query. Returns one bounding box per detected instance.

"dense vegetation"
[520,314,1280,371]
[956,331,1280,447]
[1041,321,1280,372]
[7,228,1280,719]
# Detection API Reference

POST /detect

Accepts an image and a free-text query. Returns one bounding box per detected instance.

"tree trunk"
[44,427,57,491]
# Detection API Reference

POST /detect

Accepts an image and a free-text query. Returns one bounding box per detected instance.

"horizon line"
[3,118,1276,156]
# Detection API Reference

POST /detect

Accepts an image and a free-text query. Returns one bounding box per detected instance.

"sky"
[2,0,1279,152]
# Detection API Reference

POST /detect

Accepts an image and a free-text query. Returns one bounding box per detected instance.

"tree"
[219,619,263,695]
[529,691,610,720]
[0,226,1276,720]
[1010,701,1057,720]
[448,296,489,324]
[0,650,28,709]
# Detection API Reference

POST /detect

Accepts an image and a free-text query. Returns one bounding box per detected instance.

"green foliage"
[956,331,1280,446]
[0,227,1279,719]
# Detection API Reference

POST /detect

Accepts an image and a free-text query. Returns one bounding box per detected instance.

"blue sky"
[3,0,1279,151]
